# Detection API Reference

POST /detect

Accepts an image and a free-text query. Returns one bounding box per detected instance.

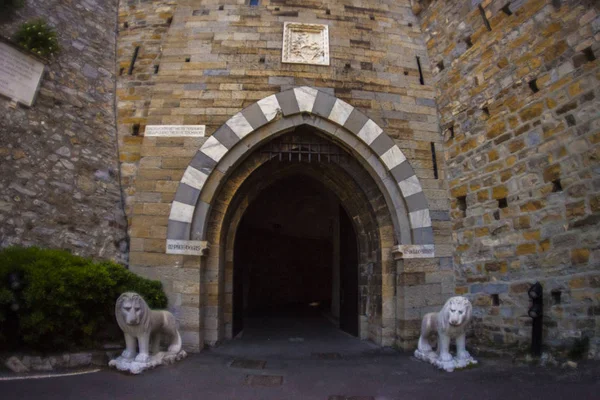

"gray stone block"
[311,90,336,118]
[174,183,201,206]
[204,69,229,76]
[212,124,240,149]
[343,109,369,135]
[275,90,300,116]
[412,226,434,245]
[190,151,217,175]
[183,83,207,90]
[242,102,269,129]
[470,283,509,294]
[190,201,210,240]
[416,97,436,107]
[390,161,416,183]
[430,210,451,221]
[405,191,428,212]
[268,76,294,85]
[370,133,395,156]
[82,64,98,79]
[167,220,191,241]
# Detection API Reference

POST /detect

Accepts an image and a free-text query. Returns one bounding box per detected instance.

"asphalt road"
[1,351,599,400]
[2,315,598,400]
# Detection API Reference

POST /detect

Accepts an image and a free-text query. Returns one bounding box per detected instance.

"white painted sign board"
[393,244,435,258]
[0,42,44,107]
[166,240,208,255]
[145,125,206,137]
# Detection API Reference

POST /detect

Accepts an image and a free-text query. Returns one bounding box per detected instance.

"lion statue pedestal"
[108,292,187,374]
[413,296,478,372]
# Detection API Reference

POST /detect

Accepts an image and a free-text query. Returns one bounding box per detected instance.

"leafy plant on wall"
[13,18,59,58]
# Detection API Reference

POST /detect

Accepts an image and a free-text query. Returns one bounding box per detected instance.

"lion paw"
[121,350,136,360]
[134,353,151,363]
[457,350,471,360]
[439,352,453,362]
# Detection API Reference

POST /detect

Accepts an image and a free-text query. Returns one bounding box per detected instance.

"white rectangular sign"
[393,245,435,259]
[166,240,208,255]
[145,125,206,137]
[0,42,45,107]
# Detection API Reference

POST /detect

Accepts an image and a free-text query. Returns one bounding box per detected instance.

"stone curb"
[2,347,124,374]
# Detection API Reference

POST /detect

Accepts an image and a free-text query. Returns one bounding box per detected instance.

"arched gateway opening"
[233,174,359,338]
[165,87,436,348]
[229,129,370,339]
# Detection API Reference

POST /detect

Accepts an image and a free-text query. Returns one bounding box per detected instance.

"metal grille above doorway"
[261,132,347,163]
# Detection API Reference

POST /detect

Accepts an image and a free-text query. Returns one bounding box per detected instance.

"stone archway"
[159,86,441,349]
[216,130,391,343]
[166,87,434,254]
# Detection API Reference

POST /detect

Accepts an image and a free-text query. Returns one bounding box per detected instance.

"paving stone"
[244,374,283,387]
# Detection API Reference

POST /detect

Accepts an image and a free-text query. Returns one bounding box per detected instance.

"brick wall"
[418,0,600,352]
[119,0,454,350]
[116,0,448,219]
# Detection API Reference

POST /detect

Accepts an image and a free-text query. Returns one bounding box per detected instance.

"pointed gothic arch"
[166,86,434,253]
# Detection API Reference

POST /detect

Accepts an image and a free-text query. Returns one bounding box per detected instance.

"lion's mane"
[115,292,151,335]
[437,296,472,335]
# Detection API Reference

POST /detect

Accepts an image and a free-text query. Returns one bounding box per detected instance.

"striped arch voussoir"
[167,86,433,247]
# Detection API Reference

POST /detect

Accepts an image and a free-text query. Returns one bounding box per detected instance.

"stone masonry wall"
[418,0,600,352]
[0,0,127,262]
[118,0,454,349]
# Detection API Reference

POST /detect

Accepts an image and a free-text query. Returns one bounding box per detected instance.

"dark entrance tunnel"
[233,174,358,338]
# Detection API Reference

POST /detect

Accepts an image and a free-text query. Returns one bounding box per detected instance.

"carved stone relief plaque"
[282,22,329,66]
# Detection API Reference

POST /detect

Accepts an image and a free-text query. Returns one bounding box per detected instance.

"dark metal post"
[528,282,543,356]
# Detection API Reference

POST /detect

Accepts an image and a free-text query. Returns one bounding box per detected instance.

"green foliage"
[0,247,167,352]
[13,18,59,57]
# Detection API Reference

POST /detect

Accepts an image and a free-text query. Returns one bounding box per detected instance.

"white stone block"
[294,86,319,112]
[200,136,228,162]
[180,166,208,191]
[328,99,354,126]
[409,209,432,228]
[257,94,281,121]
[398,175,422,197]
[169,201,195,223]
[380,145,407,170]
[226,112,254,139]
[357,119,383,145]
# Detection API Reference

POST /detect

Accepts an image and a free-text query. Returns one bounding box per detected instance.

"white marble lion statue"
[109,292,186,374]
[414,296,477,371]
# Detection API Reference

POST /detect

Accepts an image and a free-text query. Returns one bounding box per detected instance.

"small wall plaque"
[166,240,209,255]
[393,244,435,259]
[282,22,329,66]
[145,125,206,137]
[0,42,45,107]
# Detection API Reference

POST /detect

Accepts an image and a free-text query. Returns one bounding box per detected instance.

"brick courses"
[418,0,600,351]
[119,0,452,351]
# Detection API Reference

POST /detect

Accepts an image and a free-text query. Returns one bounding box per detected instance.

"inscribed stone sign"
[145,125,206,137]
[393,244,435,258]
[0,42,45,106]
[166,240,208,255]
[282,22,329,66]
